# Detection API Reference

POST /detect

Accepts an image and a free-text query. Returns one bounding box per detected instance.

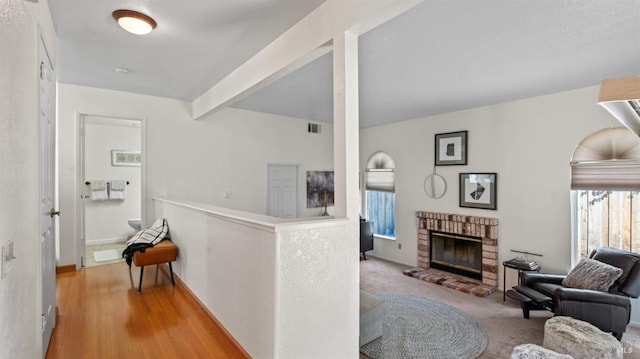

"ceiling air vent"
[308,123,321,134]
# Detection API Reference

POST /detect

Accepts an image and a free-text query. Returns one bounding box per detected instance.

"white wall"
[57,84,334,266]
[0,0,57,357]
[84,119,141,243]
[155,198,358,359]
[360,86,620,285]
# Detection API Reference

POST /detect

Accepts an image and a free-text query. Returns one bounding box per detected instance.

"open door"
[39,32,57,358]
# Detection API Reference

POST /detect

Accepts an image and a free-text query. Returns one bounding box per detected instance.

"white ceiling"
[49,0,640,128]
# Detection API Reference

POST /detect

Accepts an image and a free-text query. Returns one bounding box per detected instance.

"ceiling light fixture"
[112,9,157,35]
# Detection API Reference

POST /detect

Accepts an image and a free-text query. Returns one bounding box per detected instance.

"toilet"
[127,218,141,231]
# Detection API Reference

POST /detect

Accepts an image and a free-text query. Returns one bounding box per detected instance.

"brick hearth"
[412,211,498,295]
[403,267,494,297]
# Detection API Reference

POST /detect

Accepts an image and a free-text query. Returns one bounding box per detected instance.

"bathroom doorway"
[79,114,144,267]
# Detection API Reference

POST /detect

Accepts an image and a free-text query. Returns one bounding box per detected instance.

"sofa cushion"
[562,258,623,292]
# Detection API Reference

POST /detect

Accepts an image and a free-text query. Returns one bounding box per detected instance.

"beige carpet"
[360,256,640,359]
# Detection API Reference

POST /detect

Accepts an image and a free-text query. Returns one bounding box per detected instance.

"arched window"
[365,151,396,238]
[571,127,640,260]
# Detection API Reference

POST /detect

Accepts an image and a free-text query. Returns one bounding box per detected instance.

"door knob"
[49,208,60,218]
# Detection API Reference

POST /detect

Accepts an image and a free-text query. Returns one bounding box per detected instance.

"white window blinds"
[570,127,640,191]
[571,161,640,191]
[366,151,396,192]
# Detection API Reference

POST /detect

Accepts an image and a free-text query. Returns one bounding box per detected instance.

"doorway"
[78,114,144,268]
[266,164,300,218]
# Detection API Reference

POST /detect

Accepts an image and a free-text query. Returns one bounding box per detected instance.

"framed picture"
[306,171,334,208]
[111,150,141,167]
[435,131,467,166]
[459,173,497,210]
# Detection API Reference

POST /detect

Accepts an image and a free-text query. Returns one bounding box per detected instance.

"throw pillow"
[126,218,169,246]
[562,258,623,292]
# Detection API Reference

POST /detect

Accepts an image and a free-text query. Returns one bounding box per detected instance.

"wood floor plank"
[46,262,249,359]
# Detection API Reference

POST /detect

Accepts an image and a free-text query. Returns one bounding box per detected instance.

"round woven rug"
[360,293,487,359]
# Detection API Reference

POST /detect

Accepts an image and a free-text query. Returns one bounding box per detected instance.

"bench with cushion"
[132,239,178,293]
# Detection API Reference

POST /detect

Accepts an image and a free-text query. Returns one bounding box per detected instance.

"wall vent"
[308,123,321,134]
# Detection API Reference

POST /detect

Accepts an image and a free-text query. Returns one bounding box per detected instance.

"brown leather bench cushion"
[132,239,177,267]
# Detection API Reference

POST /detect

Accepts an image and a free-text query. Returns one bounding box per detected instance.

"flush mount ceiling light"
[112,9,157,35]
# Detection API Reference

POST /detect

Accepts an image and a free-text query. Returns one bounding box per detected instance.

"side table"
[503,260,541,301]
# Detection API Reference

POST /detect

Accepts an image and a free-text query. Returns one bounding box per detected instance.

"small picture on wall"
[459,173,497,210]
[435,131,467,166]
[111,150,141,167]
[307,171,334,208]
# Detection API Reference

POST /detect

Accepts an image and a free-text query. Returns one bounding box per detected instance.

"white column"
[333,31,360,221]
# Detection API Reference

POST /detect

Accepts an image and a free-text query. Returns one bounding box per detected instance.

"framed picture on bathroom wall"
[111,150,141,167]
[435,130,467,166]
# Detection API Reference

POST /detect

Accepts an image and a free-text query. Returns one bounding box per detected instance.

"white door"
[267,165,299,218]
[39,34,57,358]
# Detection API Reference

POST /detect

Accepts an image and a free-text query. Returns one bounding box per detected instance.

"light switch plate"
[2,240,15,279]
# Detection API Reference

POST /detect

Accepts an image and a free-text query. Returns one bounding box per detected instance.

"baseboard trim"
[56,264,76,273]
[166,266,251,359]
[363,253,412,267]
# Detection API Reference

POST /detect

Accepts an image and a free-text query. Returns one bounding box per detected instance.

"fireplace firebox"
[416,211,498,289]
[430,231,482,280]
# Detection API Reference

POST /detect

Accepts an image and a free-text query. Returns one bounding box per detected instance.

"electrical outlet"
[2,240,15,279]
[398,243,402,250]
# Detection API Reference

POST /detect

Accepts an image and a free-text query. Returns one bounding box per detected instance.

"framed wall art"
[111,150,141,167]
[459,172,497,210]
[306,171,334,208]
[435,130,467,166]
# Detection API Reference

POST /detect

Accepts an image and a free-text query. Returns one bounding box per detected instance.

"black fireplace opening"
[429,230,482,280]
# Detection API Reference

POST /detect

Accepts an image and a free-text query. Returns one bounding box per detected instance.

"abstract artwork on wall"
[459,173,497,210]
[307,171,334,208]
[435,131,468,166]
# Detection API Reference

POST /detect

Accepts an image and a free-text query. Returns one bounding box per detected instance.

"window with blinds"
[571,128,640,258]
[365,151,396,238]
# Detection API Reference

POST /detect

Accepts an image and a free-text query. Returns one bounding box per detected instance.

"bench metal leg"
[137,262,174,293]
[138,266,144,294]
[169,262,175,286]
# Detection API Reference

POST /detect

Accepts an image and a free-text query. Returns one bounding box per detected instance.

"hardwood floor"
[46,262,249,359]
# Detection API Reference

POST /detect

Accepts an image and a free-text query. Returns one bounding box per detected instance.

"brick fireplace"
[416,211,498,288]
